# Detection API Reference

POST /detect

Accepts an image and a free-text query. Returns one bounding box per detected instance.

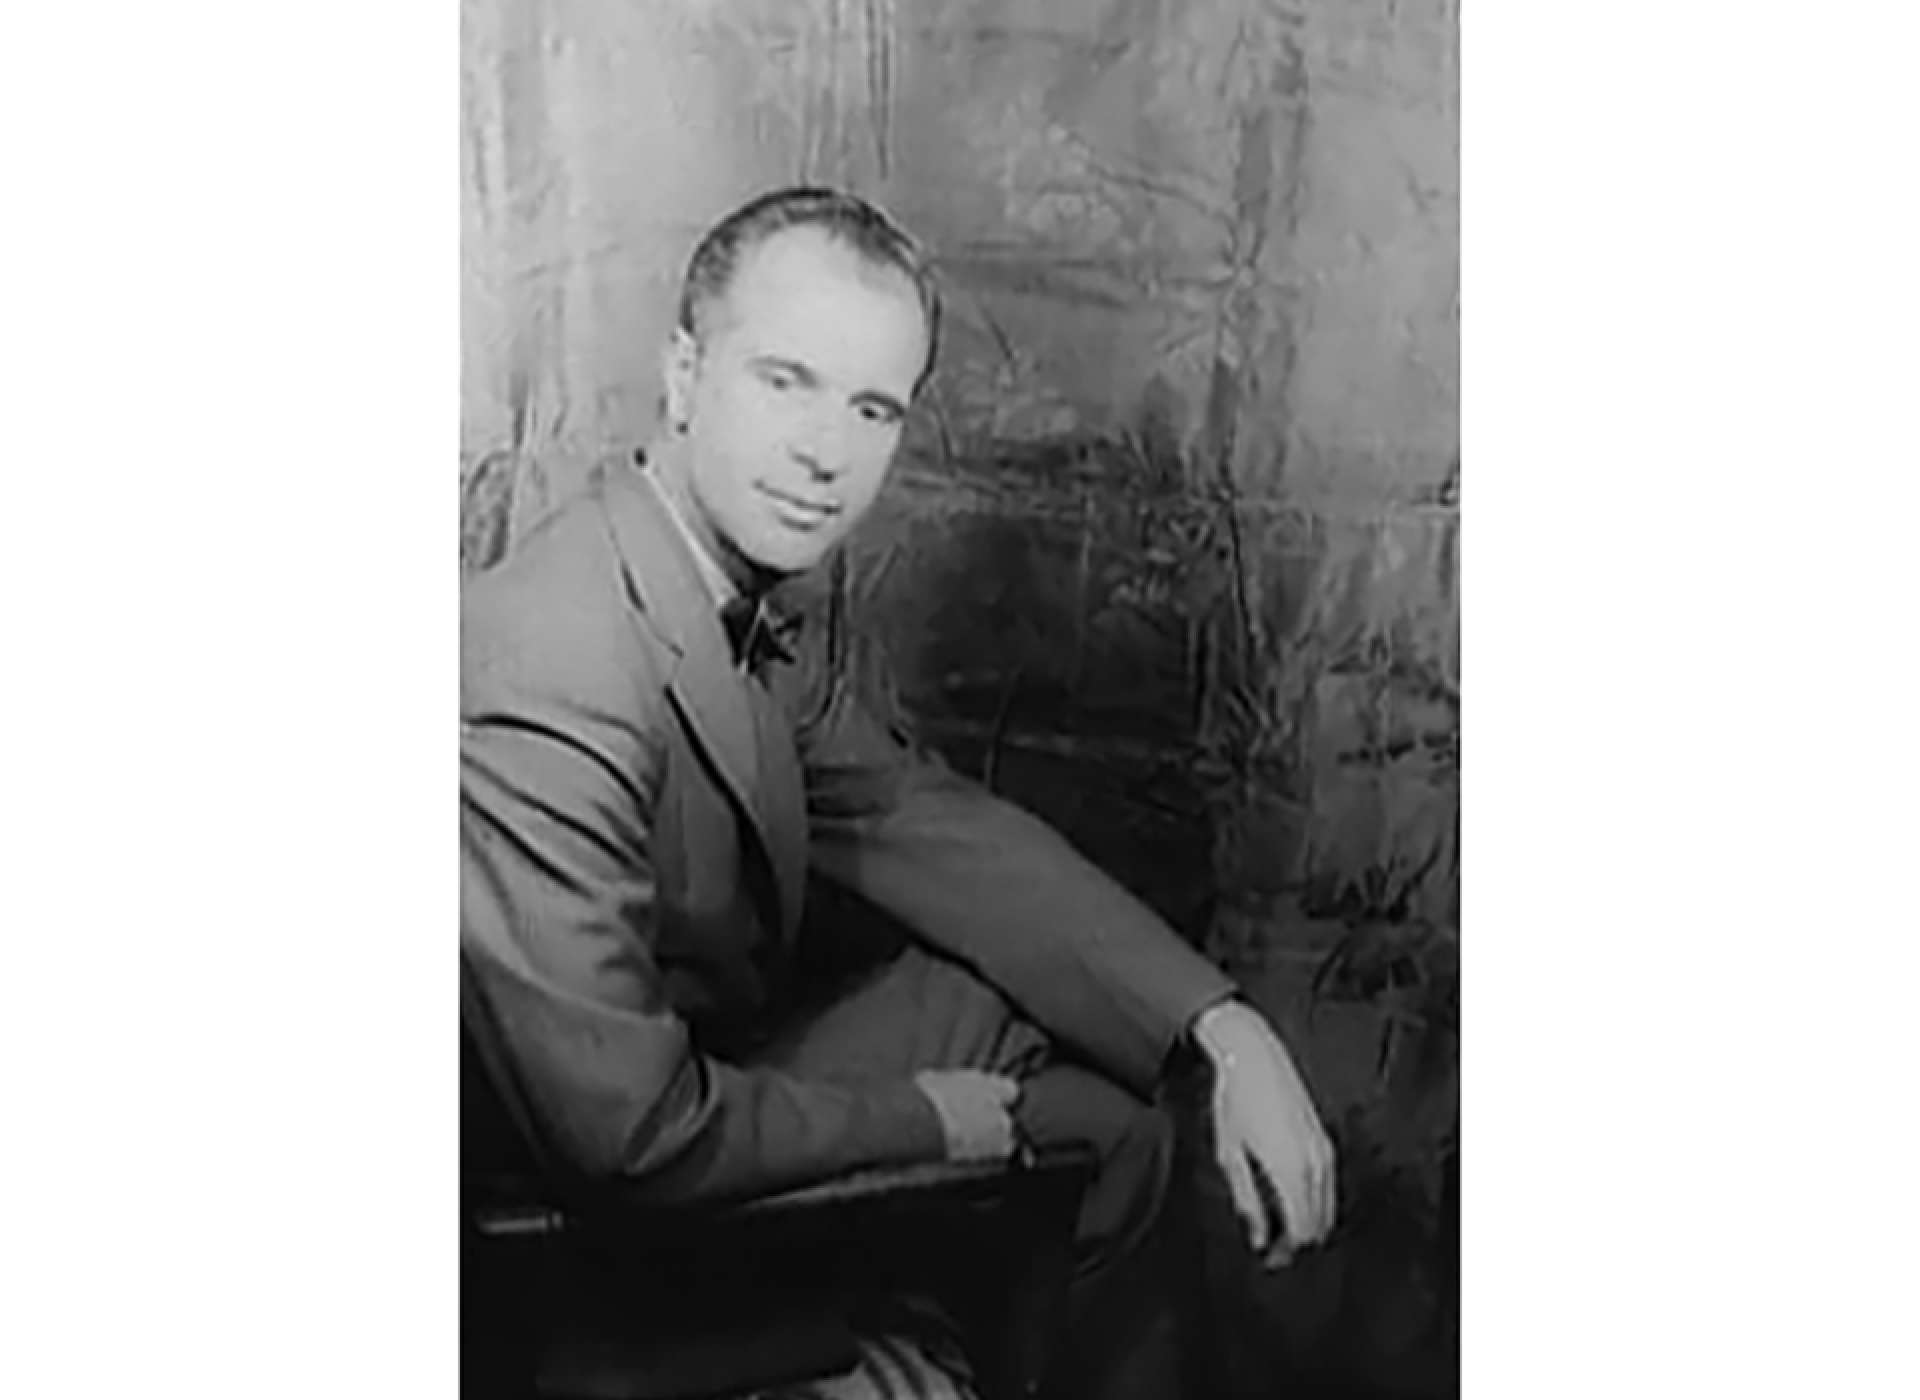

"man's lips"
[756,483,841,525]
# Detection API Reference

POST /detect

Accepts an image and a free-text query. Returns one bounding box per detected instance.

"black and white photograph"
[460,4,1457,1398]
[13,6,1916,1400]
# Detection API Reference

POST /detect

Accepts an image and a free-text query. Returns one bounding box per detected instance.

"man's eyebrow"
[747,354,820,385]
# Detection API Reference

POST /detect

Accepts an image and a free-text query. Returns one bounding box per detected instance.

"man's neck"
[641,435,745,611]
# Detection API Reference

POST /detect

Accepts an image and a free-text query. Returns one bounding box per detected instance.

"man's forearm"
[813,769,1237,1094]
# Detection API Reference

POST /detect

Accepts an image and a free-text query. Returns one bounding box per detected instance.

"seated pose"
[460,185,1335,1396]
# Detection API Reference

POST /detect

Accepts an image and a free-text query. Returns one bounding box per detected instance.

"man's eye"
[858,403,900,427]
[762,367,796,390]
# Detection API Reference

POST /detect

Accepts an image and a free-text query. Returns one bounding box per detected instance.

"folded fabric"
[754,1329,975,1400]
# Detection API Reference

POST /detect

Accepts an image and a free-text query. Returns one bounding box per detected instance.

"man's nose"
[789,418,848,481]
[790,447,837,481]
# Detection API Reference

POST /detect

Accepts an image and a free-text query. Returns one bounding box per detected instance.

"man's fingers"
[1314,1130,1337,1238]
[1316,1137,1338,1237]
[1248,1129,1324,1248]
[1278,1140,1324,1244]
[993,1109,1019,1157]
[947,1069,1019,1103]
[1216,1141,1268,1255]
[986,1075,1020,1156]
[1302,1155,1333,1243]
[1258,1150,1314,1252]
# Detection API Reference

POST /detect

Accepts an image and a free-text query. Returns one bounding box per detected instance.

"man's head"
[656,186,940,587]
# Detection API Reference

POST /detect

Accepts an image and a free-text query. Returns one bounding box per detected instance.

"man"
[461,186,1334,1380]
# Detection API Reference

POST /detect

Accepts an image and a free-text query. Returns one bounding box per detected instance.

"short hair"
[675,186,942,391]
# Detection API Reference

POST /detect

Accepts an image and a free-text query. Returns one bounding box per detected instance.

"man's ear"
[661,326,699,432]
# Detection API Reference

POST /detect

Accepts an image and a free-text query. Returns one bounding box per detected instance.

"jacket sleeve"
[782,647,1238,1100]
[460,547,943,1205]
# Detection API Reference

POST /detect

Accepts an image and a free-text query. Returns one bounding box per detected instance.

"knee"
[1086,1099,1174,1264]
[1013,1066,1175,1273]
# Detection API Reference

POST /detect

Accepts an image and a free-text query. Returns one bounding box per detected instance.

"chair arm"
[468,1146,1095,1243]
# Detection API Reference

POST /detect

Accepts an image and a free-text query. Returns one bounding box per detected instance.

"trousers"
[747,943,1184,1400]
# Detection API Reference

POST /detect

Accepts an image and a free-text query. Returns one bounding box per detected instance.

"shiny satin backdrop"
[461,0,1457,940]
[462,4,1458,1386]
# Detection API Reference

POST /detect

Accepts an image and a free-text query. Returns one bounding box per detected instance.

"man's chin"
[740,532,832,580]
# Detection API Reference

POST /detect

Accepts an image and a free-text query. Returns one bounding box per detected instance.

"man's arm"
[779,648,1236,1097]
[459,566,947,1204]
[779,643,1337,1250]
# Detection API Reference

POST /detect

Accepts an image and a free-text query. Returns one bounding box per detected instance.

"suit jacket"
[460,456,1235,1205]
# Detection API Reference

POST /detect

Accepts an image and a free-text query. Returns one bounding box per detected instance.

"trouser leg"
[754,944,1176,1310]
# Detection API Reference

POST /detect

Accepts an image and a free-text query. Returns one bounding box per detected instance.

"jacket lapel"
[743,676,807,938]
[597,459,807,942]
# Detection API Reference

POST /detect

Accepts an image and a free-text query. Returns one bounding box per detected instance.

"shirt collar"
[635,449,738,612]
[634,450,798,669]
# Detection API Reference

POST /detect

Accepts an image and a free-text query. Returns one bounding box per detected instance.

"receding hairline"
[673,186,943,389]
[691,224,929,342]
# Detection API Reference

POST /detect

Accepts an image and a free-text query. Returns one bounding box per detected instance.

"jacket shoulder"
[461,484,667,720]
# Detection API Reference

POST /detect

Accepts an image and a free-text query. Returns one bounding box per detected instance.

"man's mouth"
[756,483,840,530]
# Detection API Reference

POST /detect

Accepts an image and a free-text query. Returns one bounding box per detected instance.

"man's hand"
[913,1068,1021,1163]
[1192,1000,1337,1264]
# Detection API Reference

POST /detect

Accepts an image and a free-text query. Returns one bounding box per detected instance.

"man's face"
[664,226,929,580]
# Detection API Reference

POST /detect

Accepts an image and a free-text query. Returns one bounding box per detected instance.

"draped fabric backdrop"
[463,2,1458,1389]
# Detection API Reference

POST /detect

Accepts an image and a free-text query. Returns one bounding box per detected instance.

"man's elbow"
[547,1051,719,1186]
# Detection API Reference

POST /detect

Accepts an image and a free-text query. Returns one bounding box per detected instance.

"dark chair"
[462,1014,1094,1400]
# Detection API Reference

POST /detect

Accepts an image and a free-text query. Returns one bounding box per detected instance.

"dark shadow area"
[845,437,1459,1400]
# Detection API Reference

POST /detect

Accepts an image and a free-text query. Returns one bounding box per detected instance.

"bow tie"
[719,595,799,671]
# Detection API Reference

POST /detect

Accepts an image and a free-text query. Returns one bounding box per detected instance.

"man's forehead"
[706,226,927,388]
[720,226,920,326]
